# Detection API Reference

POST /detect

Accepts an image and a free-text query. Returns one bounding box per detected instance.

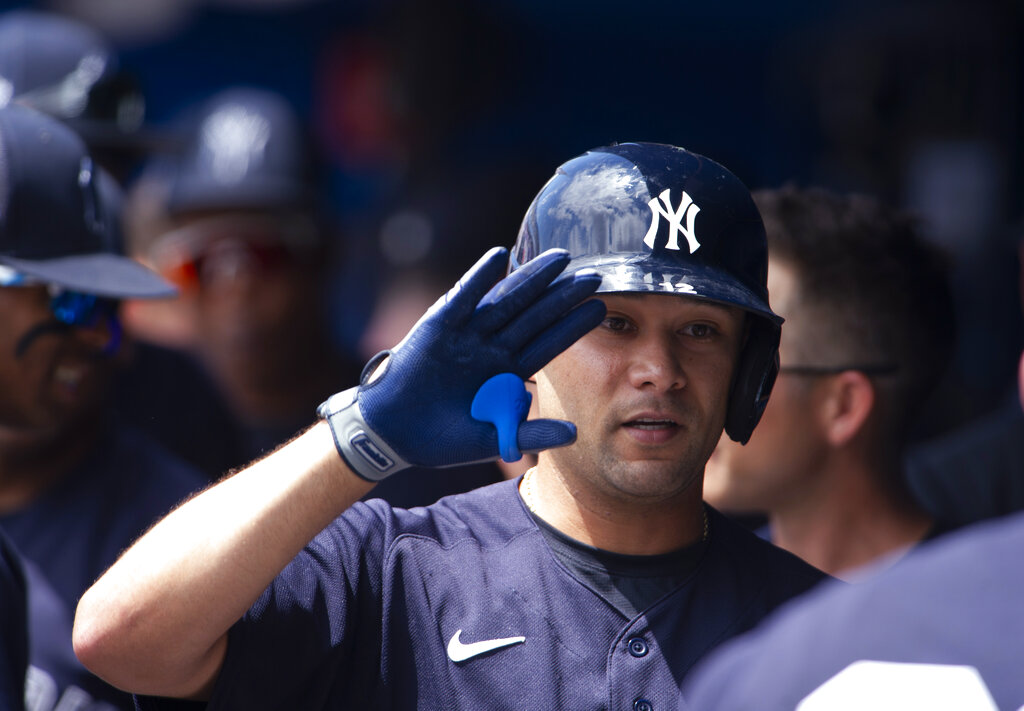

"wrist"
[317,386,412,481]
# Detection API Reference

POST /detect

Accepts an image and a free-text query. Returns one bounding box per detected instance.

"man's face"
[168,213,322,388]
[535,291,746,504]
[0,285,114,436]
[703,259,828,512]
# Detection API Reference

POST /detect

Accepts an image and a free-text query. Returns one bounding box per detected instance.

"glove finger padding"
[517,419,579,454]
[319,247,606,480]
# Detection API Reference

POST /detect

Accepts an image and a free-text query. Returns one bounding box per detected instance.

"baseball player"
[0,103,207,710]
[682,347,1024,711]
[0,9,245,489]
[703,185,956,578]
[75,143,827,710]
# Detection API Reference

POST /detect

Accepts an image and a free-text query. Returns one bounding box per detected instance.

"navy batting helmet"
[510,142,781,443]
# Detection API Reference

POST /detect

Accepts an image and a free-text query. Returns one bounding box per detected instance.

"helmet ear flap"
[725,318,781,444]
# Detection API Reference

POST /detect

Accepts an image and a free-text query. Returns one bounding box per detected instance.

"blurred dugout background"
[1,0,1021,442]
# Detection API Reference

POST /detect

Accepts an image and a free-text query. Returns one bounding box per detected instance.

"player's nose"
[627,331,685,392]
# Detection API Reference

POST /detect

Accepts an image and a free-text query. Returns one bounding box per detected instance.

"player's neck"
[770,468,933,579]
[521,466,705,556]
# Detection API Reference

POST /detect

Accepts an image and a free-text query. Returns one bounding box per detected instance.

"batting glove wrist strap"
[318,385,412,482]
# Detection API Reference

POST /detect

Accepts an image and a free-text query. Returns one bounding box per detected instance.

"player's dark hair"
[753,185,955,455]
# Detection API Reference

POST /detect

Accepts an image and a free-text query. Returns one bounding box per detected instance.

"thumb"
[517,419,578,453]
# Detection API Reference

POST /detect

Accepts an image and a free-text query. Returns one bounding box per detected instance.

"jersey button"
[633,698,654,711]
[627,637,649,657]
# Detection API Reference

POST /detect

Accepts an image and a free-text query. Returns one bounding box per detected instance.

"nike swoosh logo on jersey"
[446,629,526,662]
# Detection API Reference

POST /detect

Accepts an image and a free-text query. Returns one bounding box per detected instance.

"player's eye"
[602,315,633,333]
[683,322,718,339]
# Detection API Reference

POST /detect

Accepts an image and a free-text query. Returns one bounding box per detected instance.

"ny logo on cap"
[643,189,701,254]
[200,105,271,185]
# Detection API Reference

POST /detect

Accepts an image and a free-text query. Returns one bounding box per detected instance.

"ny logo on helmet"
[643,188,701,254]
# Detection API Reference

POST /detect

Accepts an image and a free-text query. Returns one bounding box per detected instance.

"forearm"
[73,421,374,699]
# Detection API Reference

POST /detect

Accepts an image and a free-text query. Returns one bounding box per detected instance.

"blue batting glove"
[317,247,606,481]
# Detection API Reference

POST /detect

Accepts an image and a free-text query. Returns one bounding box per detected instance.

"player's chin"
[614,459,702,496]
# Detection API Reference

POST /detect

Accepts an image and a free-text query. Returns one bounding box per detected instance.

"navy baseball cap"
[166,87,317,216]
[0,103,175,298]
[0,10,167,155]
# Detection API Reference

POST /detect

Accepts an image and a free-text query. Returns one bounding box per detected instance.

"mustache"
[14,316,122,360]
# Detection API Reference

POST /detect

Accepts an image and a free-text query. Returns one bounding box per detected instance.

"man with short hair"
[74,143,827,710]
[681,346,1024,711]
[703,185,955,578]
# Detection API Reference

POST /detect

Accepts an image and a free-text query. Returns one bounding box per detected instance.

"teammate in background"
[129,86,502,502]
[703,186,956,579]
[151,87,364,456]
[74,143,827,710]
[0,104,208,710]
[0,8,244,485]
[681,347,1024,711]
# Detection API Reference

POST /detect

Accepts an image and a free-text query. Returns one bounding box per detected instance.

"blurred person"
[681,346,1024,711]
[0,104,207,710]
[0,6,241,484]
[74,143,827,710]
[151,86,364,459]
[703,186,956,579]
[142,86,501,505]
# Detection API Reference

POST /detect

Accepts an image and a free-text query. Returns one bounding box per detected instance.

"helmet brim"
[566,253,783,326]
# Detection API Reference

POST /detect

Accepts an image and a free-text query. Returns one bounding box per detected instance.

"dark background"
[3,0,1022,439]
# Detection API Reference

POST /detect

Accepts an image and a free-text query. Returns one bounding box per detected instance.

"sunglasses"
[151,215,319,291]
[159,239,302,291]
[0,266,118,327]
[49,290,119,327]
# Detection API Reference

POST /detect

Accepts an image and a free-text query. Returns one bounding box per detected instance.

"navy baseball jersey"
[0,421,207,711]
[0,420,207,611]
[136,478,826,710]
[682,510,1024,710]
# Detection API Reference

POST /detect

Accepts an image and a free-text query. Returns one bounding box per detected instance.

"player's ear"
[820,370,875,446]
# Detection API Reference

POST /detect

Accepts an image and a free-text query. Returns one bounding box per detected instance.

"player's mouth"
[49,351,106,401]
[621,412,682,444]
[52,361,93,393]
